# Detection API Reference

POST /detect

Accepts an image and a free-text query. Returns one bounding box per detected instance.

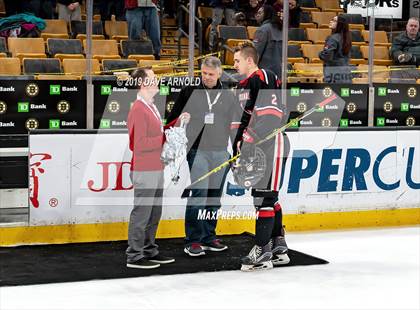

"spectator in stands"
[319,15,352,83]
[209,0,239,51]
[94,0,125,21]
[272,0,301,28]
[235,0,262,27]
[57,0,82,21]
[161,0,176,18]
[253,5,282,76]
[390,17,420,66]
[4,0,55,18]
[125,0,162,60]
[126,67,190,269]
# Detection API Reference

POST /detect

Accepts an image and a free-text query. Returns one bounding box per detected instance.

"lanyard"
[205,90,222,112]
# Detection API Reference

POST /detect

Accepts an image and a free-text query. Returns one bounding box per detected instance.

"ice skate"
[240,243,273,271]
[271,236,290,266]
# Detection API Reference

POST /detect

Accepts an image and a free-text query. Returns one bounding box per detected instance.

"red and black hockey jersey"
[232,69,285,147]
[232,68,287,191]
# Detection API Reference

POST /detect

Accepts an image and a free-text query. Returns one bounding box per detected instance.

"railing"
[177,4,203,62]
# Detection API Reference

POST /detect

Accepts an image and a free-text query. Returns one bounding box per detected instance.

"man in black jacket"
[390,17,420,66]
[167,56,241,257]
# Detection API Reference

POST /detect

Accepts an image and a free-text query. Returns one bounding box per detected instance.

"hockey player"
[232,42,290,271]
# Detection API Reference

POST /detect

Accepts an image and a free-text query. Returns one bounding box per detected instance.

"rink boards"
[1,128,420,245]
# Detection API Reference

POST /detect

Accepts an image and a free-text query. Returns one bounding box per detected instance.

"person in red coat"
[126,67,190,269]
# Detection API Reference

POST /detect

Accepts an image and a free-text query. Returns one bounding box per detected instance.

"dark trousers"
[184,149,229,246]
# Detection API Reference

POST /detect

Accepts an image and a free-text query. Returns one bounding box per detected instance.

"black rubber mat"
[0,234,328,286]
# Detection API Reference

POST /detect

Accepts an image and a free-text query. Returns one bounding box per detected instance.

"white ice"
[1,226,419,310]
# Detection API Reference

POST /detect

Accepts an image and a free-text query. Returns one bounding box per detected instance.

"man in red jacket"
[126,67,189,269]
[125,0,161,59]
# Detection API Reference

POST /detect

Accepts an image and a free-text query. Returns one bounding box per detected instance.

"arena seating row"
[290,44,393,65]
[0,37,158,62]
[214,24,397,66]
[289,63,420,84]
[0,57,175,77]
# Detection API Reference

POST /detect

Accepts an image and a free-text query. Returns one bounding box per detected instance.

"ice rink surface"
[1,226,419,310]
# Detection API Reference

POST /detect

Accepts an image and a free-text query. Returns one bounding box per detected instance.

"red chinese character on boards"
[29,153,52,208]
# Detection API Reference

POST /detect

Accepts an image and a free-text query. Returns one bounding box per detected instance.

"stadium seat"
[138,60,174,75]
[217,25,250,65]
[352,77,389,84]
[0,0,5,17]
[299,0,320,12]
[354,64,389,82]
[198,6,213,19]
[83,39,121,61]
[218,25,248,41]
[350,30,365,46]
[36,74,82,80]
[121,40,155,60]
[41,19,69,40]
[288,28,311,45]
[306,28,332,44]
[310,11,336,28]
[104,20,128,42]
[349,46,367,65]
[339,13,364,31]
[0,37,7,57]
[0,57,21,75]
[102,59,137,73]
[7,38,46,61]
[291,62,323,82]
[389,65,420,80]
[360,45,392,65]
[298,11,317,29]
[387,31,403,43]
[62,58,101,75]
[288,45,305,64]
[22,58,61,75]
[301,43,324,63]
[47,38,84,62]
[247,26,258,40]
[316,0,344,13]
[71,20,105,40]
[362,30,391,47]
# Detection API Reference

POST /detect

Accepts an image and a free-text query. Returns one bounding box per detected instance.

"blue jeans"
[185,149,229,246]
[126,7,161,57]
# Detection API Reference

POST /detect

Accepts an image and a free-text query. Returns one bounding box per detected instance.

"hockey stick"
[181,94,338,197]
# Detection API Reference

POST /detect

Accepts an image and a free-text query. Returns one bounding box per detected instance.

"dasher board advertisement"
[29,130,420,226]
[347,0,402,19]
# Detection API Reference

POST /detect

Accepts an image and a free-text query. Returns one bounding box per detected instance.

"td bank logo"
[290,119,299,128]
[376,117,385,127]
[18,102,29,112]
[340,88,350,97]
[160,85,169,96]
[101,85,112,95]
[50,85,61,95]
[290,87,300,97]
[340,119,349,127]
[100,119,111,129]
[378,87,387,97]
[49,119,60,129]
[401,103,410,112]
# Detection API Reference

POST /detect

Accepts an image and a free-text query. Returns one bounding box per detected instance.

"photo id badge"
[204,112,215,124]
